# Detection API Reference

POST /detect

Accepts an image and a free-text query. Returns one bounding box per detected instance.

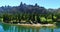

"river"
[0,22,60,32]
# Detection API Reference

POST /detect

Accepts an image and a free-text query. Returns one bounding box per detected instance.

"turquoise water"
[0,23,60,32]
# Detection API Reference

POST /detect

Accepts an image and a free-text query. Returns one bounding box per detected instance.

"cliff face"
[0,2,60,15]
[0,2,48,14]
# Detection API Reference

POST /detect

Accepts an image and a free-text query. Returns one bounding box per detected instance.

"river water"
[0,22,60,32]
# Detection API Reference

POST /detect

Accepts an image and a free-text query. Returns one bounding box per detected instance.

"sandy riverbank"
[2,22,56,27]
[16,23,55,27]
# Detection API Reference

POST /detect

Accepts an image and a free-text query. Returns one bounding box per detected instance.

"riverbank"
[17,23,55,27]
[2,22,56,27]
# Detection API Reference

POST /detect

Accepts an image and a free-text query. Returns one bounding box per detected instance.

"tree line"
[0,2,60,24]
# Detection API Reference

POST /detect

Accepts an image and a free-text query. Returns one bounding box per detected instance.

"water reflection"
[0,23,60,32]
[0,25,4,32]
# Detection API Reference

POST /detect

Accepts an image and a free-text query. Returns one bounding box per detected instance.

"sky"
[0,0,60,9]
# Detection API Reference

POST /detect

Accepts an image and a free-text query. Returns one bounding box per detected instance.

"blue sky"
[0,0,60,9]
